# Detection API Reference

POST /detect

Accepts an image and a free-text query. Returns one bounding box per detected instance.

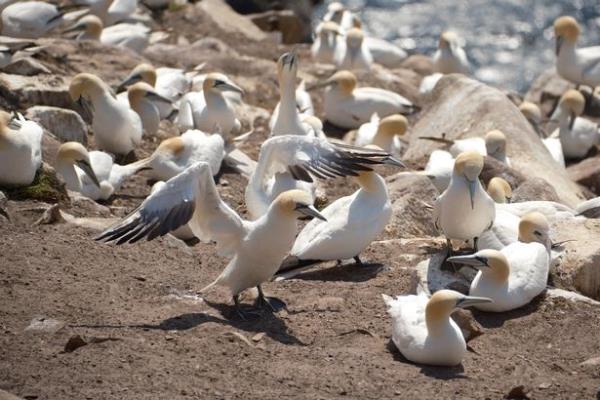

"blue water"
[315,0,600,92]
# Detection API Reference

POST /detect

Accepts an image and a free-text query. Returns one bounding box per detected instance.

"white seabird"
[486,177,512,204]
[382,290,491,366]
[69,73,143,156]
[127,81,172,137]
[55,141,148,201]
[518,101,565,167]
[0,111,43,187]
[420,129,510,165]
[554,16,600,88]
[311,21,342,64]
[317,70,416,129]
[97,162,327,319]
[336,27,373,72]
[433,151,495,251]
[1,1,84,39]
[348,113,407,156]
[433,31,470,75]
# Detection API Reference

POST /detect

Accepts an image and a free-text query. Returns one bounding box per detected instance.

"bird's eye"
[214,80,225,86]
[534,230,542,236]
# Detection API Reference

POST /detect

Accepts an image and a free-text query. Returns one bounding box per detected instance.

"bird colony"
[1,0,600,393]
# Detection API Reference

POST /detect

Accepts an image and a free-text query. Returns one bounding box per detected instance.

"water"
[315,0,600,92]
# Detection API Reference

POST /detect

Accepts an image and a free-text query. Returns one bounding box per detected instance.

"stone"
[2,163,68,204]
[0,190,8,221]
[451,309,484,342]
[404,74,584,207]
[3,57,51,76]
[512,177,561,203]
[546,288,600,305]
[25,317,65,333]
[0,390,26,400]
[64,334,87,353]
[524,69,573,117]
[580,356,600,367]
[26,106,88,145]
[567,155,600,195]
[481,156,525,190]
[198,0,267,42]
[385,172,440,239]
[250,10,308,44]
[400,54,434,77]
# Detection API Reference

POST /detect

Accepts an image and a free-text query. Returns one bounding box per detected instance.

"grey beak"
[383,156,406,168]
[219,82,244,95]
[307,80,333,91]
[446,254,489,268]
[76,159,101,188]
[568,111,576,130]
[145,91,172,105]
[457,295,493,308]
[77,97,94,121]
[117,74,142,93]
[63,22,84,35]
[555,36,563,56]
[297,204,327,221]
[467,178,477,209]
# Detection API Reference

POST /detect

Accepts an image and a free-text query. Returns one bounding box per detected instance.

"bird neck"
[278,77,302,124]
[480,264,510,285]
[372,131,395,151]
[204,89,227,109]
[56,160,81,191]
[355,172,386,194]
[558,40,577,58]
[425,307,453,336]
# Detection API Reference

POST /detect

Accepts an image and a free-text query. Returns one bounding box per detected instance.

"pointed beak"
[62,21,84,36]
[307,80,333,92]
[77,97,94,121]
[568,111,576,130]
[467,178,477,209]
[117,73,142,93]
[457,295,493,308]
[446,254,489,268]
[551,239,576,249]
[220,81,244,95]
[297,204,327,221]
[555,36,563,56]
[76,159,100,188]
[145,90,172,105]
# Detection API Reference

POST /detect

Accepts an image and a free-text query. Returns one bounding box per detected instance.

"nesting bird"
[554,16,600,88]
[382,290,491,366]
[56,142,147,201]
[65,14,150,53]
[433,31,470,75]
[176,72,244,134]
[318,70,416,129]
[433,151,495,252]
[337,27,373,72]
[550,89,599,160]
[311,21,342,64]
[486,177,512,204]
[69,73,142,156]
[421,129,510,165]
[0,111,43,187]
[1,1,83,39]
[127,82,172,137]
[519,101,565,167]
[448,212,551,312]
[348,113,407,156]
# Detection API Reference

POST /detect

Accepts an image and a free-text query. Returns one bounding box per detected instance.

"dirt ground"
[1,4,600,400]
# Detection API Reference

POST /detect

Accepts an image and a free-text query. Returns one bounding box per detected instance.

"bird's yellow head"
[425,290,492,329]
[518,211,550,246]
[554,16,580,43]
[345,27,364,48]
[518,101,542,123]
[157,136,185,156]
[68,15,103,39]
[454,151,484,181]
[439,31,459,49]
[377,114,408,137]
[57,142,89,164]
[318,21,341,37]
[325,70,357,95]
[132,63,157,87]
[486,177,512,204]
[559,89,585,116]
[69,73,107,102]
[277,51,298,82]
[302,115,323,133]
[127,81,154,106]
[484,129,507,156]
[202,73,244,95]
[273,190,326,221]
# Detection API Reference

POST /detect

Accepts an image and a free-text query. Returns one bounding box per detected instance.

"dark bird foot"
[255,286,287,312]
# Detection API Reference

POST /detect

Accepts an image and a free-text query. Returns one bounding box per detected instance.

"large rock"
[384,172,439,239]
[249,10,308,44]
[524,69,573,117]
[400,54,434,77]
[567,155,600,195]
[404,75,584,207]
[198,0,267,42]
[512,177,561,203]
[26,106,88,145]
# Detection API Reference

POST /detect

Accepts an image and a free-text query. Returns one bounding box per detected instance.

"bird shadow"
[386,341,467,380]
[71,300,305,346]
[289,261,384,283]
[471,293,545,329]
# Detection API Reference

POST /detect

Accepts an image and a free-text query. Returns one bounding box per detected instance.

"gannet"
[382,290,491,366]
[433,151,495,251]
[318,70,416,129]
[150,181,195,241]
[1,1,84,39]
[245,135,400,220]
[127,82,172,137]
[448,214,551,312]
[97,162,328,319]
[269,52,312,137]
[56,142,147,201]
[72,0,136,27]
[364,36,407,68]
[554,16,600,88]
[311,21,342,64]
[350,113,407,156]
[65,15,150,53]
[432,31,470,75]
[301,115,327,140]
[519,101,565,167]
[136,128,228,181]
[0,111,43,187]
[117,63,191,119]
[323,2,356,32]
[176,73,243,134]
[478,201,569,253]
[550,89,599,160]
[69,73,142,156]
[421,130,510,165]
[486,177,512,204]
[336,28,373,72]
[278,161,402,275]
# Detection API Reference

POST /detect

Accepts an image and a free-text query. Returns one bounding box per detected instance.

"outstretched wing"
[96,162,245,256]
[255,135,402,186]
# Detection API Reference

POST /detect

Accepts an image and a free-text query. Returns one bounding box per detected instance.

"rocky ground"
[1,1,600,399]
